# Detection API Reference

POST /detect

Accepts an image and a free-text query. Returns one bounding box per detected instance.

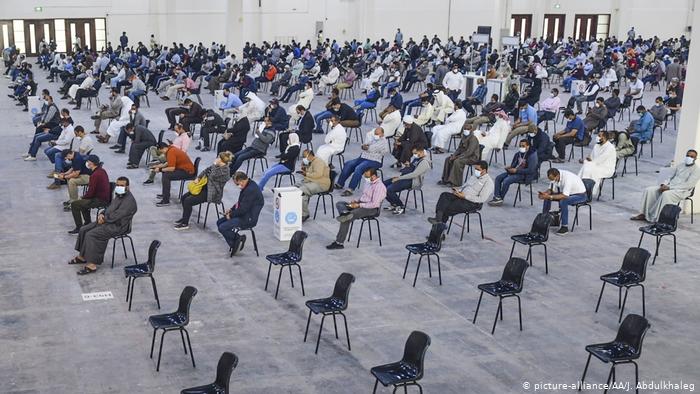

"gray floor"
[1,65,699,394]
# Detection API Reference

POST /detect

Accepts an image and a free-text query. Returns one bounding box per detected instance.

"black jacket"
[230,180,264,228]
[268,106,289,131]
[297,111,314,143]
[509,149,539,182]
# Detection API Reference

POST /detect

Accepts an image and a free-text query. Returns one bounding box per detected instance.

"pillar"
[492,0,510,52]
[225,0,245,57]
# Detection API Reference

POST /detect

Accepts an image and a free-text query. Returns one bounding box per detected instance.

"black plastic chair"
[513,179,535,206]
[571,178,595,231]
[509,213,553,274]
[578,314,651,394]
[679,187,694,224]
[197,202,226,229]
[472,257,529,334]
[124,240,161,311]
[348,209,382,247]
[244,153,268,177]
[621,138,639,177]
[110,221,137,269]
[595,248,650,322]
[303,273,355,354]
[597,172,616,201]
[312,171,338,220]
[273,171,296,188]
[178,157,201,200]
[144,129,166,165]
[446,204,484,240]
[149,286,197,371]
[399,186,425,213]
[181,352,238,394]
[638,204,681,265]
[371,331,431,394]
[265,231,307,299]
[404,223,446,287]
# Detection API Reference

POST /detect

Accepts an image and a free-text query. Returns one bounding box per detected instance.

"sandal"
[77,266,97,275]
[68,257,86,265]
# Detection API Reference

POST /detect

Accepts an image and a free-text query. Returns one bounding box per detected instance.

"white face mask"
[685,156,696,166]
[474,170,483,178]
[114,186,127,195]
[412,154,420,161]
[595,136,602,144]
[373,134,381,141]
[302,158,310,166]
[527,132,536,138]
[363,176,371,183]
[518,147,527,154]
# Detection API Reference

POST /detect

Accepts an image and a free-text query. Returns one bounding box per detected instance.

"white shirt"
[442,71,465,91]
[325,124,347,151]
[628,79,644,99]
[550,170,586,196]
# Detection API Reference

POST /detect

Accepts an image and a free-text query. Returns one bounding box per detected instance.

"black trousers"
[180,187,208,224]
[554,136,576,159]
[128,141,154,165]
[165,107,187,129]
[161,169,193,202]
[71,198,108,228]
[435,192,480,222]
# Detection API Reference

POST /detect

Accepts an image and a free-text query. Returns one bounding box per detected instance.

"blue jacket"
[633,112,654,142]
[389,93,403,109]
[230,180,265,228]
[510,149,539,182]
[528,130,553,162]
[269,106,290,131]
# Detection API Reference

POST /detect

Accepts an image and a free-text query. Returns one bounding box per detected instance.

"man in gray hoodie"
[383,145,431,215]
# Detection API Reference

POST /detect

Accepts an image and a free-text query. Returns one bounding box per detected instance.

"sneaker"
[341,190,353,197]
[62,201,71,206]
[393,207,405,215]
[555,226,569,236]
[114,149,125,154]
[488,198,504,206]
[156,194,163,199]
[174,219,185,224]
[155,200,170,206]
[24,156,37,161]
[126,164,138,169]
[238,235,247,252]
[21,153,30,158]
[109,144,122,150]
[142,179,154,185]
[174,223,190,230]
[67,227,80,235]
[47,183,61,190]
[333,183,344,190]
[630,214,647,221]
[201,147,210,152]
[427,217,441,225]
[383,205,396,211]
[326,241,345,250]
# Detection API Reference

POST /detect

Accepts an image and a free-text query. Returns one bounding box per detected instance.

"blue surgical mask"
[114,186,126,195]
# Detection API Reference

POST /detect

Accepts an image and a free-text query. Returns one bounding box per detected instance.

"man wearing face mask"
[626,105,654,144]
[70,176,137,275]
[428,161,493,224]
[537,88,560,128]
[567,76,600,114]
[527,127,554,166]
[228,117,276,174]
[384,146,431,215]
[91,88,122,135]
[438,123,480,187]
[217,172,265,256]
[538,168,587,235]
[68,155,110,233]
[489,139,538,205]
[631,150,700,222]
[296,150,331,221]
[583,97,608,132]
[336,127,389,196]
[110,105,148,153]
[123,123,157,169]
[552,109,586,163]
[577,131,616,195]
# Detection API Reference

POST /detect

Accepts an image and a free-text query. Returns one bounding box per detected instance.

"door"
[24,19,54,55]
[65,19,96,52]
[574,14,598,41]
[0,20,14,50]
[511,14,533,42]
[543,14,565,44]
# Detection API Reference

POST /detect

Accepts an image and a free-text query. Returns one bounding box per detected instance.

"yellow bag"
[187,176,208,196]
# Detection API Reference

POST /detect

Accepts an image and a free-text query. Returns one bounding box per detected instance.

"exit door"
[543,14,565,44]
[0,21,14,50]
[24,19,54,55]
[511,14,533,42]
[65,19,97,52]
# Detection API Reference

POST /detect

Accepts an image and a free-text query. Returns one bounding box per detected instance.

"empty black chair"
[347,209,382,248]
[404,223,446,287]
[265,231,307,299]
[312,171,338,220]
[303,272,354,354]
[571,178,595,231]
[509,213,553,274]
[595,248,650,322]
[472,257,528,334]
[638,204,681,265]
[180,352,238,394]
[446,204,484,240]
[124,240,161,311]
[578,314,651,394]
[110,221,137,269]
[371,331,431,394]
[178,157,201,200]
[149,286,197,371]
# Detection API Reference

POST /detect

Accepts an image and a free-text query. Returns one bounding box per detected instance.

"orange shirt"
[166,146,195,174]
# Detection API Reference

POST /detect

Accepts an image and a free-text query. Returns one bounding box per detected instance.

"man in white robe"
[578,132,616,195]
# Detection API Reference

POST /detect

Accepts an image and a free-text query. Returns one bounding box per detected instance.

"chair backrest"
[193,157,201,174]
[288,230,308,258]
[620,247,650,282]
[529,213,553,238]
[581,178,595,202]
[326,170,338,193]
[157,129,166,144]
[146,240,161,272]
[426,223,447,250]
[176,286,198,324]
[689,187,696,198]
[108,182,116,204]
[657,204,682,230]
[401,331,431,380]
[214,351,239,391]
[614,314,651,357]
[331,272,355,310]
[92,79,101,90]
[500,257,529,291]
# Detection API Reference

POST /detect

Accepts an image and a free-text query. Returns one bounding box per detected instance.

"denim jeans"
[337,158,381,190]
[128,89,144,103]
[542,192,588,226]
[402,98,421,116]
[54,151,67,173]
[217,217,243,249]
[380,82,400,97]
[354,100,376,118]
[384,179,413,207]
[28,133,57,157]
[314,110,331,132]
[258,164,291,190]
[494,173,525,199]
[44,147,61,163]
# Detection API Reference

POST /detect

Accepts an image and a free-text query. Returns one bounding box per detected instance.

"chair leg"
[633,361,639,394]
[150,276,160,309]
[373,379,379,394]
[412,255,423,287]
[341,312,351,351]
[403,252,412,279]
[356,219,365,248]
[426,255,432,278]
[180,329,188,354]
[542,244,549,274]
[332,313,339,339]
[274,266,283,299]
[516,295,523,331]
[264,262,272,291]
[460,213,467,241]
[288,264,295,288]
[672,234,677,263]
[509,241,516,258]
[128,277,136,311]
[619,287,629,322]
[491,299,502,334]
[436,254,442,285]
[604,365,615,394]
[150,328,157,358]
[250,230,259,256]
[303,310,312,342]
[111,238,117,268]
[296,264,305,296]
[156,329,166,371]
[595,282,606,313]
[314,315,326,354]
[183,328,195,367]
[578,354,592,391]
[472,291,484,324]
[640,284,645,317]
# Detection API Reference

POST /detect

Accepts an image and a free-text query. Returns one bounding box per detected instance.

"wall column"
[225,0,245,56]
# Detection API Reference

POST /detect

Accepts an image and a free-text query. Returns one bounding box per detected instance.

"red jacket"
[83,167,110,203]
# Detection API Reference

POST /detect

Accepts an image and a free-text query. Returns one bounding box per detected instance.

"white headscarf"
[286,133,300,152]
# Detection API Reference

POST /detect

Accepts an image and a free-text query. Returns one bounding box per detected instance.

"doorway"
[511,14,533,42]
[23,19,55,55]
[543,14,565,44]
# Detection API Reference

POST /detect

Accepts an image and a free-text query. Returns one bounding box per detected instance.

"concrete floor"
[1,64,699,394]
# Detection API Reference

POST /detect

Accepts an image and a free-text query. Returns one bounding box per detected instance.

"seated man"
[504,101,538,147]
[538,168,588,235]
[313,89,340,134]
[378,88,403,120]
[626,105,654,144]
[537,88,560,125]
[229,117,276,173]
[47,150,91,209]
[431,101,467,154]
[152,142,196,206]
[219,87,243,119]
[527,127,554,165]
[279,105,313,153]
[326,168,386,250]
[463,94,502,130]
[296,150,331,221]
[461,77,487,117]
[488,139,539,205]
[198,109,226,152]
[384,146,431,215]
[567,76,600,114]
[552,109,586,163]
[337,127,389,196]
[124,123,157,169]
[631,150,700,222]
[578,131,616,195]
[68,155,110,233]
[428,160,494,224]
[70,176,137,275]
[583,97,608,133]
[330,99,361,128]
[354,82,380,119]
[217,172,265,256]
[143,123,192,184]
[317,115,348,165]
[217,117,250,155]
[438,124,480,187]
[392,115,428,169]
